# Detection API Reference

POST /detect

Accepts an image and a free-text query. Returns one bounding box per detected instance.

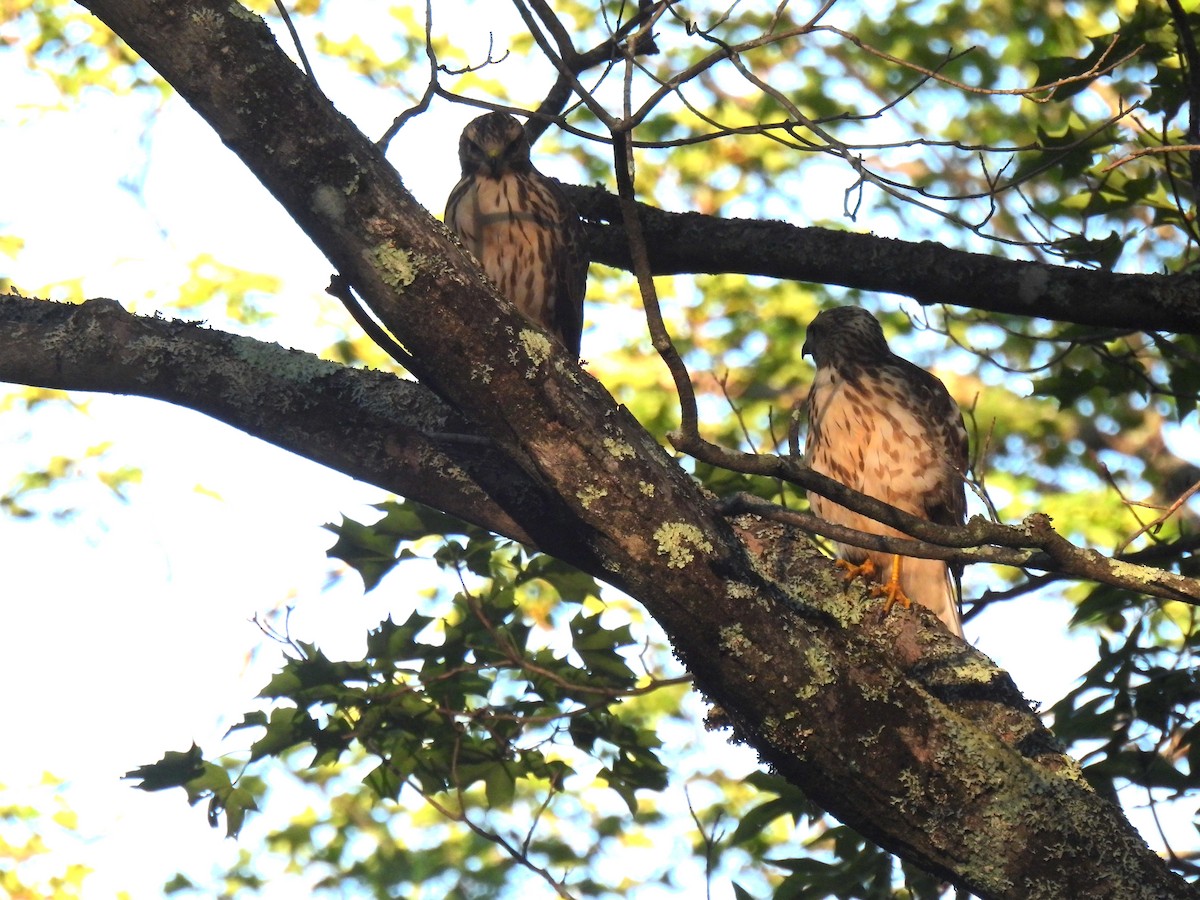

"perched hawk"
[445,111,588,356]
[802,306,967,636]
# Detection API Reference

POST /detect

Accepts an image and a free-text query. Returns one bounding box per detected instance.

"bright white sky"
[0,4,1193,898]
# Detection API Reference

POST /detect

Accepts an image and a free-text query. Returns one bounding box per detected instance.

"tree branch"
[721,492,1200,605]
[563,183,1200,335]
[0,293,537,546]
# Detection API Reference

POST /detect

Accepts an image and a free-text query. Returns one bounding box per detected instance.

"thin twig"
[510,0,621,130]
[967,572,1061,619]
[716,370,759,453]
[610,102,701,437]
[377,1,438,149]
[684,785,720,900]
[1104,143,1200,172]
[1092,451,1153,538]
[820,25,1136,102]
[719,482,1200,605]
[1165,0,1200,195]
[272,0,319,89]
[1114,476,1200,556]
[421,789,577,899]
[325,275,414,367]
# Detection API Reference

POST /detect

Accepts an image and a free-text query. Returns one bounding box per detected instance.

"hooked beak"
[483,150,504,178]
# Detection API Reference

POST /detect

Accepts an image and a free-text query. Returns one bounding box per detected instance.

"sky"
[0,3,1194,898]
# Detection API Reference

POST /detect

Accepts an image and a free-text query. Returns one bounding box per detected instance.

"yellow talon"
[869,554,912,615]
[835,557,877,583]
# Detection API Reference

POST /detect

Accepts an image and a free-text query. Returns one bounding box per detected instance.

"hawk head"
[457,112,533,180]
[802,306,892,369]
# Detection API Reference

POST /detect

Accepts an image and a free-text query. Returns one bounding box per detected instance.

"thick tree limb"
[0,294,537,546]
[54,2,1198,896]
[564,183,1200,336]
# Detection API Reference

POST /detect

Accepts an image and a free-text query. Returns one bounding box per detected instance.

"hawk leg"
[869,554,913,615]
[835,557,876,583]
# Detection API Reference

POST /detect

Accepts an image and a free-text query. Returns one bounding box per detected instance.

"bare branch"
[376,0,439,149]
[522,1,671,141]
[820,26,1138,101]
[0,294,533,546]
[272,0,319,88]
[1104,142,1200,172]
[418,788,577,900]
[564,184,1200,335]
[718,487,1200,605]
[1114,476,1200,557]
[609,60,700,438]
[1165,0,1200,195]
[510,0,621,130]
[325,274,413,367]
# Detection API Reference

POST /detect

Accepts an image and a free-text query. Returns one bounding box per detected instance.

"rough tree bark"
[8,1,1189,896]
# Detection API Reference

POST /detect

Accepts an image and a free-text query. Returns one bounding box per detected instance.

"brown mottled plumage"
[802,306,967,636]
[444,112,587,356]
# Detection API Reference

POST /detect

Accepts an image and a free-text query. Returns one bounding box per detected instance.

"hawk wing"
[546,178,587,357]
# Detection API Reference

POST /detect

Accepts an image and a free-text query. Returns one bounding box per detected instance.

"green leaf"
[365,761,403,800]
[123,744,205,791]
[248,707,319,762]
[484,763,517,808]
[365,612,437,662]
[1054,231,1123,270]
[324,514,405,592]
[221,787,259,838]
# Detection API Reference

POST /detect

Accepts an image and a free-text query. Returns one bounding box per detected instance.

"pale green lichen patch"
[798,561,868,628]
[1046,752,1089,785]
[311,184,346,224]
[725,581,754,600]
[557,360,582,385]
[897,768,924,799]
[577,485,608,509]
[603,437,636,460]
[653,522,714,568]
[518,329,553,368]
[339,157,361,195]
[189,8,224,33]
[638,481,655,497]
[470,363,494,384]
[369,244,417,290]
[859,726,884,748]
[857,675,903,706]
[796,646,836,700]
[718,623,751,657]
[435,461,473,484]
[1016,264,1050,306]
[949,656,1007,686]
[230,4,261,21]
[1107,556,1163,586]
[233,340,341,382]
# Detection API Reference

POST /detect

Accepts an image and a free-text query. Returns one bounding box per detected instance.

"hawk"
[445,111,588,357]
[802,306,967,636]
